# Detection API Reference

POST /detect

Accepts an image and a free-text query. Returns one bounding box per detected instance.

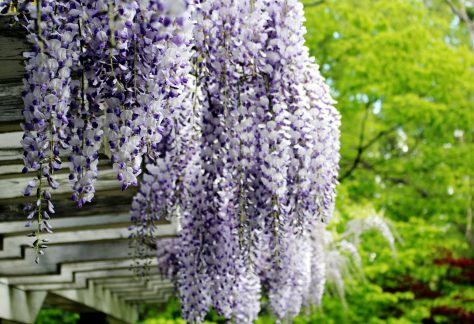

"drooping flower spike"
[20,0,78,262]
[18,0,342,322]
[136,0,340,322]
[19,0,194,260]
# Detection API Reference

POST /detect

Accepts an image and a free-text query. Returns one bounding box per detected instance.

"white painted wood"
[52,282,139,324]
[0,163,24,175]
[0,222,176,259]
[0,168,121,199]
[107,281,173,294]
[0,279,47,324]
[125,296,171,304]
[0,241,136,275]
[94,273,171,284]
[0,213,130,234]
[96,276,167,289]
[17,266,166,291]
[0,228,130,259]
[123,291,174,303]
[0,149,21,161]
[120,286,175,297]
[0,131,22,149]
[7,259,151,286]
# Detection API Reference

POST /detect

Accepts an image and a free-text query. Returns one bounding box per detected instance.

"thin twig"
[360,159,430,198]
[304,0,325,7]
[339,102,371,182]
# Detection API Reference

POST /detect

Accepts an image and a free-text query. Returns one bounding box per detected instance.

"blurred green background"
[37,0,474,323]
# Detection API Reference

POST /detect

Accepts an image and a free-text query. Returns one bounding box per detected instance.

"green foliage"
[299,0,473,322]
[35,308,79,324]
[302,0,473,220]
[138,299,224,324]
[143,0,473,323]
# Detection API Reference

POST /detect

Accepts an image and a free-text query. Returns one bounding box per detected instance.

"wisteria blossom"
[18,0,344,322]
[130,74,198,276]
[20,0,76,262]
[66,0,107,207]
[18,0,194,259]
[158,0,340,321]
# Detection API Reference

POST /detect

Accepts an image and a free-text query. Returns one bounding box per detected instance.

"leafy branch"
[359,159,430,198]
[338,100,399,182]
[304,0,325,7]
[445,0,474,49]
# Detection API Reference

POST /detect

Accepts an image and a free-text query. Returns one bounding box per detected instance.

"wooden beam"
[7,260,158,287]
[0,279,46,324]
[0,213,132,235]
[0,241,139,275]
[52,281,138,324]
[0,16,28,127]
[0,188,137,221]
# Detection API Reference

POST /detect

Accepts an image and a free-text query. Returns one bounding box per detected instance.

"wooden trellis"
[0,15,177,324]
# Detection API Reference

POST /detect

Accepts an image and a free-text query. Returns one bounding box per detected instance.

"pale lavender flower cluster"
[66,0,105,207]
[19,0,194,261]
[135,0,341,322]
[129,73,198,276]
[20,0,76,262]
[104,0,194,190]
[19,0,342,320]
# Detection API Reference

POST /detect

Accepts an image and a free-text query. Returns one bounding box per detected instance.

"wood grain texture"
[0,16,27,126]
[0,188,137,221]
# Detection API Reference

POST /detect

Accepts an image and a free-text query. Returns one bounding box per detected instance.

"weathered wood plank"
[17,264,162,290]
[0,240,136,275]
[0,218,177,259]
[1,213,132,235]
[6,259,154,285]
[0,168,122,200]
[0,187,137,221]
[123,292,173,303]
[95,276,167,289]
[109,282,172,294]
[0,16,28,128]
[0,83,23,123]
[43,271,169,291]
[1,228,131,259]
[93,275,164,286]
[126,296,173,305]
[0,132,111,165]
[0,34,28,84]
[0,131,22,149]
[0,130,141,221]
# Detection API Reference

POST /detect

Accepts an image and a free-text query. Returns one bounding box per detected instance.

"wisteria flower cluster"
[17,0,193,261]
[133,0,341,322]
[156,215,396,323]
[17,0,342,321]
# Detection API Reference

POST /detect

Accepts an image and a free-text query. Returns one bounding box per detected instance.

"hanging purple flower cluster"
[20,0,76,263]
[18,0,194,262]
[18,0,341,321]
[133,0,340,322]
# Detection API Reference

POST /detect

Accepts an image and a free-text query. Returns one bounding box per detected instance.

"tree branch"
[338,102,370,182]
[358,130,422,168]
[445,0,474,49]
[304,0,325,7]
[359,159,430,198]
[338,100,399,183]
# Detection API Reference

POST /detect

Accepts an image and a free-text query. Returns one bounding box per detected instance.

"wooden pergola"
[0,16,176,324]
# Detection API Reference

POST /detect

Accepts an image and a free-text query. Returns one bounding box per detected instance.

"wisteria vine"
[14,0,342,322]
